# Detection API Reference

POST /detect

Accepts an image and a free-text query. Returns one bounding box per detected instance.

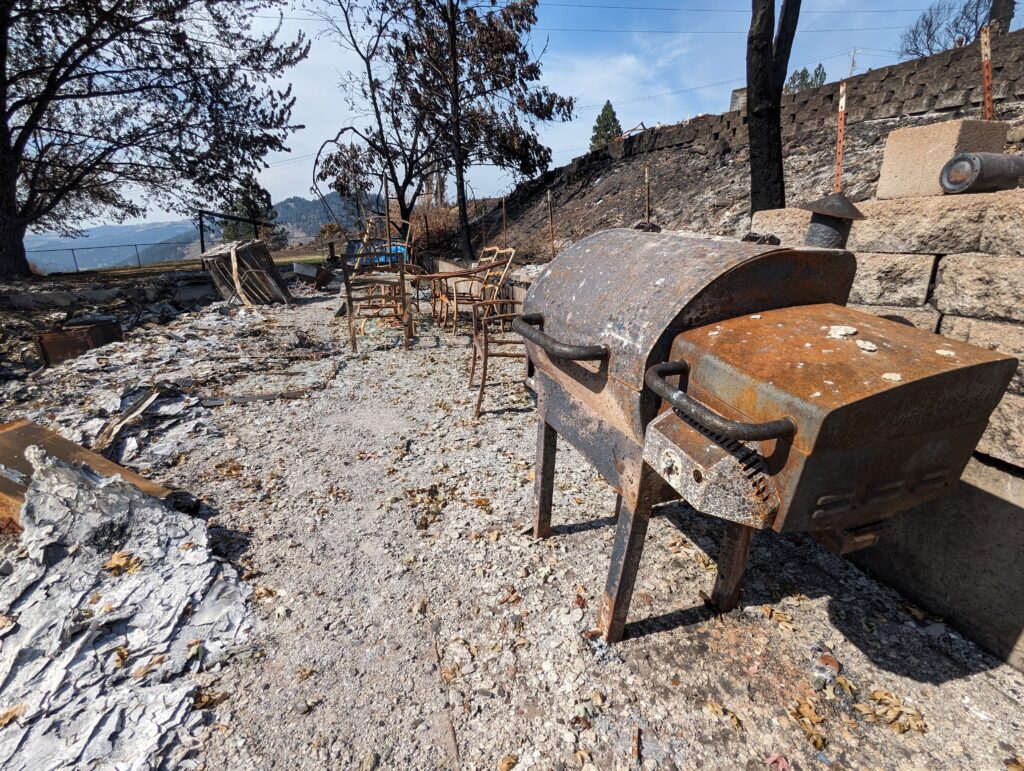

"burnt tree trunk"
[746,0,802,215]
[0,154,30,279]
[446,0,474,261]
[989,0,1016,34]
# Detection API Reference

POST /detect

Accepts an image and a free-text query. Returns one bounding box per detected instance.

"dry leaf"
[215,459,243,478]
[473,497,491,508]
[0,704,27,728]
[440,666,460,684]
[497,755,517,771]
[1004,758,1024,771]
[131,654,166,679]
[835,675,856,696]
[193,689,229,710]
[102,551,143,576]
[706,698,743,731]
[788,698,827,749]
[0,614,17,630]
[252,586,277,601]
[113,646,129,668]
[297,666,315,682]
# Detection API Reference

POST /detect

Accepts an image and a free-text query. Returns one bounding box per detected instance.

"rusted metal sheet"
[34,319,122,367]
[670,303,1017,532]
[0,419,170,532]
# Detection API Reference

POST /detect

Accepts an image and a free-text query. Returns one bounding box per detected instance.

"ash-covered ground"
[2,296,1023,770]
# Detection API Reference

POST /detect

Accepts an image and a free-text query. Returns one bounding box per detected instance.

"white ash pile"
[0,447,252,769]
[0,302,338,475]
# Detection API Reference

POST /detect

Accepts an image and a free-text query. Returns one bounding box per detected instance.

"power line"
[568,49,856,113]
[535,25,905,33]
[533,2,927,13]
[261,14,907,33]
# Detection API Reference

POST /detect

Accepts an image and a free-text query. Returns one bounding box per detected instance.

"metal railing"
[25,240,200,274]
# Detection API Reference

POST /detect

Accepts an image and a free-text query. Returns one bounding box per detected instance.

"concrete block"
[876,119,1008,200]
[978,392,1024,468]
[933,253,1024,322]
[848,303,941,332]
[903,95,936,114]
[850,253,936,306]
[941,316,1024,394]
[749,207,809,245]
[753,190,1018,255]
[935,89,970,111]
[872,101,902,120]
[849,193,995,253]
[852,456,1024,672]
[980,189,1024,256]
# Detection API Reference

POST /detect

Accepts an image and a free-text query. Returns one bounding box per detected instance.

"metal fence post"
[980,25,994,121]
[134,244,142,268]
[834,81,847,193]
[70,248,80,273]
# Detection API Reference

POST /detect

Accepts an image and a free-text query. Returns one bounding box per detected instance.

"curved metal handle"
[513,313,609,361]
[645,361,796,441]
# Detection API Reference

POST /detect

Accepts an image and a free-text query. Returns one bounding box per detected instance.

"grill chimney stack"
[797,192,865,249]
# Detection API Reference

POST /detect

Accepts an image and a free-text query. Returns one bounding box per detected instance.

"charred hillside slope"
[470,30,1024,263]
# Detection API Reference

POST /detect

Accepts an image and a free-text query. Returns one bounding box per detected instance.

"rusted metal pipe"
[940,152,1024,194]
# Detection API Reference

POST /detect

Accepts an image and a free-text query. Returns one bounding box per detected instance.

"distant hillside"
[274,190,362,237]
[24,190,368,273]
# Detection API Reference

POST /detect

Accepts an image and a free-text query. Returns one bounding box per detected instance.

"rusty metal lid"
[523,229,855,392]
[796,192,865,220]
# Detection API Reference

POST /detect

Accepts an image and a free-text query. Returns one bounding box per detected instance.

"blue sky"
[165,1,1022,218]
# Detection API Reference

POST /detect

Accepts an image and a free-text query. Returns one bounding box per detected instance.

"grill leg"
[597,466,658,643]
[709,522,755,611]
[532,419,558,539]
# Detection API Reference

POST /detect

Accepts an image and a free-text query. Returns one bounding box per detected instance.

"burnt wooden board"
[0,419,169,533]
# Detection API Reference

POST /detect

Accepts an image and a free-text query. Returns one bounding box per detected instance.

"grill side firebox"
[514,229,1016,642]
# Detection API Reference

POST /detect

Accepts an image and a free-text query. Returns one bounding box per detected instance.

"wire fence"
[25,240,203,275]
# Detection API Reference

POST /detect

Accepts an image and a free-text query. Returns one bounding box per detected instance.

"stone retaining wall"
[605,29,1024,165]
[477,30,1024,263]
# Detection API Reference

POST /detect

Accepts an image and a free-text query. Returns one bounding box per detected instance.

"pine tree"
[0,0,308,279]
[784,67,811,93]
[221,174,289,250]
[810,63,827,88]
[784,63,826,94]
[590,101,624,150]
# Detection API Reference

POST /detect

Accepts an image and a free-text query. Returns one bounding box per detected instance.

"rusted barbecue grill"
[513,228,1016,642]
